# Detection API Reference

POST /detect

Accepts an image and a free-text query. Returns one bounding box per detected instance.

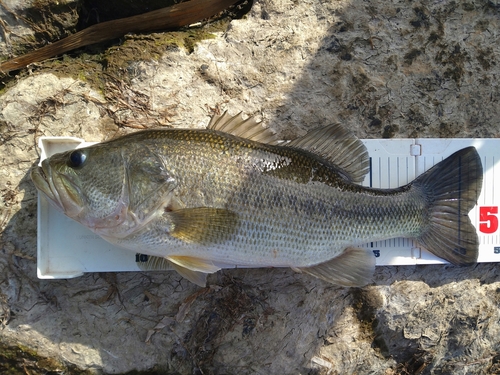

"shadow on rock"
[1,0,500,374]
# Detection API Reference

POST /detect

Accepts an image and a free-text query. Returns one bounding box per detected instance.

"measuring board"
[36,136,499,279]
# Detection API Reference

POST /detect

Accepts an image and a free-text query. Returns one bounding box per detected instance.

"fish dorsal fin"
[208,111,279,145]
[286,124,370,184]
[168,207,238,244]
[294,247,375,287]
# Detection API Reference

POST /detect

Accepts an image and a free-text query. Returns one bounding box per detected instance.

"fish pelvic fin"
[167,255,221,274]
[294,247,375,287]
[135,254,219,287]
[414,146,483,265]
[167,256,223,287]
[136,254,173,272]
[170,265,208,287]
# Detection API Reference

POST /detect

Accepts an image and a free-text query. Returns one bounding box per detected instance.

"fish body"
[31,113,483,286]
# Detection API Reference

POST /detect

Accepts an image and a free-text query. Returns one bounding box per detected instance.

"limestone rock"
[1,0,500,374]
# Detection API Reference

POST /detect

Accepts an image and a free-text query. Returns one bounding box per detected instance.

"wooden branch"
[0,0,238,73]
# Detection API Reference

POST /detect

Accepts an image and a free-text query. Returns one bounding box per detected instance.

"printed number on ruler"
[479,206,499,234]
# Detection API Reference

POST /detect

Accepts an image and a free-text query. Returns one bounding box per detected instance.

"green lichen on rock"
[103,28,219,74]
[1,0,237,95]
[0,341,93,375]
[0,341,176,374]
[11,0,80,55]
[435,43,468,84]
[382,124,399,138]
[404,48,422,66]
[25,21,230,100]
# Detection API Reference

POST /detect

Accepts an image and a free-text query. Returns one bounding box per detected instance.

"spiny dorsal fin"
[294,247,375,287]
[286,124,370,184]
[168,207,238,244]
[207,111,279,145]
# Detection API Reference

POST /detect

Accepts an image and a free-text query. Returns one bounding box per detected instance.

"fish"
[30,112,483,287]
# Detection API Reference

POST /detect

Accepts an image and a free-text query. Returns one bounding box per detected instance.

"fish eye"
[67,150,87,168]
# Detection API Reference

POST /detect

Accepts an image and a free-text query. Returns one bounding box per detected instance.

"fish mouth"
[31,163,63,210]
[30,161,84,217]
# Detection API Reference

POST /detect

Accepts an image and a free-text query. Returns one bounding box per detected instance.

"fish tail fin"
[413,146,483,265]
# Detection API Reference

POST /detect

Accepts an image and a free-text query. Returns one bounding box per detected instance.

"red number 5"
[479,206,499,234]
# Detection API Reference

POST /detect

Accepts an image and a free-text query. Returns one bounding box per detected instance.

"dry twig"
[0,0,238,73]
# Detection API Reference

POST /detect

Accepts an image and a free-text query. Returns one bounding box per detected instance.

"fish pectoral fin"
[168,256,222,287]
[295,247,375,287]
[169,207,238,244]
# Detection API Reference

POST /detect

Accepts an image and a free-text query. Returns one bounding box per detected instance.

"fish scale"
[31,112,483,287]
[116,136,428,266]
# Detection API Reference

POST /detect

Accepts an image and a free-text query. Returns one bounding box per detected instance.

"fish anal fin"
[207,111,278,145]
[286,124,369,184]
[169,207,238,244]
[296,247,375,287]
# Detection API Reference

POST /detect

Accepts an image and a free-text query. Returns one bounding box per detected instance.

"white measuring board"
[36,137,500,279]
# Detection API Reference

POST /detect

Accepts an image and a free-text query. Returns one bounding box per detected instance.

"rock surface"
[1,0,500,374]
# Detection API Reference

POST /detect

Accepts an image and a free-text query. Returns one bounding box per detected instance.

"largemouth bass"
[31,112,483,287]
